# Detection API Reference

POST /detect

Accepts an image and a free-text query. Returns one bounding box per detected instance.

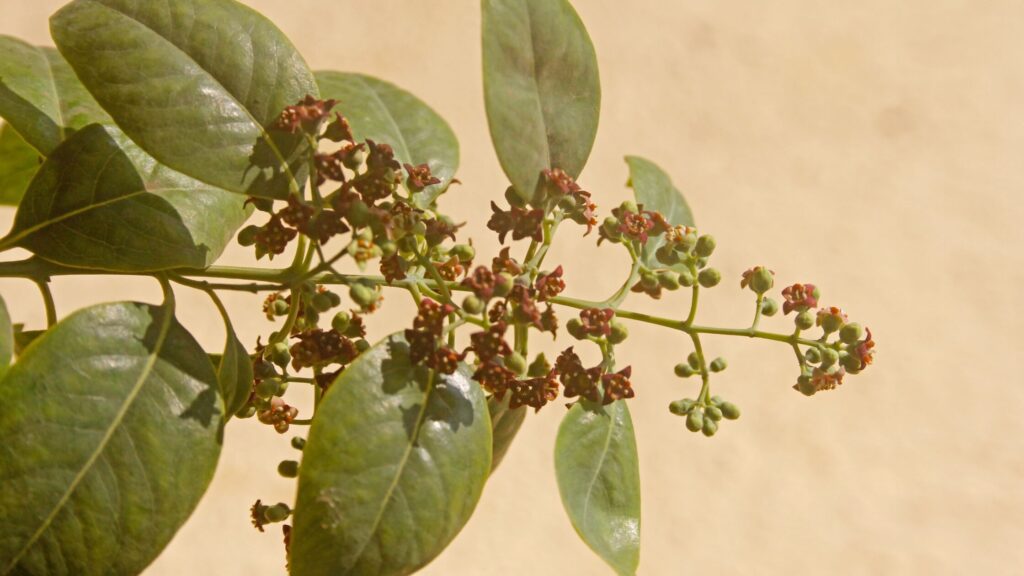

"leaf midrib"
[1,305,174,574]
[580,404,616,537]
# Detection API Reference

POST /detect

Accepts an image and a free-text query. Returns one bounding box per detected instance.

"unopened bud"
[686,410,704,432]
[698,268,721,288]
[237,225,260,247]
[795,310,815,330]
[674,363,696,378]
[451,244,476,263]
[505,352,527,375]
[701,417,718,437]
[567,318,587,340]
[695,235,716,257]
[462,295,484,315]
[761,297,779,317]
[277,460,299,478]
[658,270,681,290]
[720,402,741,420]
[839,322,864,344]
[709,357,727,373]
[331,311,351,333]
[608,321,629,345]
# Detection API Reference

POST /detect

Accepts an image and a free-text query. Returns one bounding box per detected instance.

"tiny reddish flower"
[601,366,635,404]
[535,266,566,301]
[404,163,441,190]
[781,283,819,315]
[579,308,615,337]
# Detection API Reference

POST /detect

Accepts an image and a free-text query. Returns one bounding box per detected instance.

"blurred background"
[1,1,1021,574]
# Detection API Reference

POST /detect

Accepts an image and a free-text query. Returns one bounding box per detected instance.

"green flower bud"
[608,321,629,345]
[761,297,780,317]
[290,436,306,450]
[820,347,839,369]
[795,374,816,396]
[412,220,428,237]
[505,186,527,208]
[271,342,291,369]
[331,311,352,333]
[674,363,696,378]
[695,235,716,257]
[254,360,277,379]
[710,357,727,373]
[688,352,701,369]
[619,200,639,214]
[349,284,377,308]
[678,268,695,287]
[658,270,681,291]
[528,353,551,377]
[698,268,721,288]
[355,339,371,353]
[702,417,718,437]
[237,225,260,247]
[640,271,659,290]
[462,295,485,315]
[678,233,698,253]
[272,299,290,316]
[600,217,622,243]
[655,245,680,266]
[451,244,476,263]
[235,404,257,419]
[255,377,280,400]
[749,268,774,294]
[274,380,290,397]
[493,273,514,298]
[277,460,299,478]
[347,199,371,228]
[710,395,724,406]
[505,352,527,375]
[264,503,291,523]
[820,313,844,335]
[839,322,864,344]
[311,292,334,313]
[795,310,815,330]
[705,405,723,421]
[696,256,709,269]
[686,410,704,432]
[840,352,862,373]
[720,402,741,420]
[567,318,587,340]
[303,308,320,328]
[378,240,397,258]
[669,399,693,416]
[804,347,822,364]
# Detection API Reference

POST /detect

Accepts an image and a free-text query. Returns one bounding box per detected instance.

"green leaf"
[488,394,526,473]
[0,301,223,575]
[50,0,320,198]
[555,401,641,576]
[291,333,492,576]
[0,123,42,206]
[626,156,695,271]
[12,325,44,357]
[217,321,253,420]
[316,71,459,208]
[482,0,601,203]
[0,36,111,156]
[2,123,250,271]
[0,293,11,380]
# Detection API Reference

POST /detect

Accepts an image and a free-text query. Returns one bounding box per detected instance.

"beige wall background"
[1,1,1022,574]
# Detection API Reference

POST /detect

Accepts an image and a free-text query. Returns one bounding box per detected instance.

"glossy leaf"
[626,156,695,271]
[482,0,601,203]
[2,124,250,272]
[0,36,111,156]
[50,0,320,198]
[217,321,253,420]
[488,394,526,473]
[316,71,459,208]
[0,123,42,206]
[12,325,44,357]
[555,400,641,576]
[0,293,11,380]
[0,301,223,575]
[291,333,492,576]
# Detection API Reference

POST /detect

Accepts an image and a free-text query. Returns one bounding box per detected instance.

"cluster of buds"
[668,395,740,437]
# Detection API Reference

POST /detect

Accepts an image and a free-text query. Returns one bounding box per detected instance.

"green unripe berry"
[311,292,334,313]
[658,270,681,291]
[493,273,514,298]
[720,402,741,420]
[710,357,728,373]
[669,399,693,416]
[702,417,718,437]
[271,342,291,369]
[451,244,476,263]
[761,297,780,317]
[686,410,704,432]
[264,503,291,523]
[272,299,290,316]
[678,268,695,287]
[695,235,716,257]
[331,311,352,333]
[235,404,257,419]
[688,352,701,369]
[795,310,815,330]
[619,200,639,214]
[840,352,862,373]
[290,436,306,450]
[237,225,260,247]
[528,353,551,377]
[839,322,864,344]
[349,284,377,308]
[705,405,723,421]
[820,348,839,369]
[655,245,680,266]
[567,318,587,340]
[674,363,696,378]
[608,321,629,345]
[462,295,484,315]
[277,460,299,478]
[505,352,527,375]
[748,267,774,294]
[698,268,721,288]
[355,339,371,353]
[804,347,822,364]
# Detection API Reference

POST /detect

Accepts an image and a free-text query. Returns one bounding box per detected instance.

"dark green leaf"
[316,71,459,208]
[626,156,695,271]
[555,400,641,576]
[0,293,11,380]
[482,0,601,203]
[217,321,252,420]
[0,301,223,575]
[0,36,111,156]
[12,325,44,357]
[0,123,42,206]
[291,333,492,576]
[50,0,320,198]
[488,394,526,473]
[2,124,250,271]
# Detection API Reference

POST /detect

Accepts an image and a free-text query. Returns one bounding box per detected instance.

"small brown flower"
[462,266,496,299]
[535,266,566,301]
[510,372,560,411]
[579,308,615,337]
[470,322,512,361]
[601,366,635,404]
[404,163,441,190]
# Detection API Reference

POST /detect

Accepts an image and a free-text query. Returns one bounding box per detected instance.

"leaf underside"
[488,394,527,473]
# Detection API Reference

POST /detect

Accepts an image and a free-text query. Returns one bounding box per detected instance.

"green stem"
[34,280,57,327]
